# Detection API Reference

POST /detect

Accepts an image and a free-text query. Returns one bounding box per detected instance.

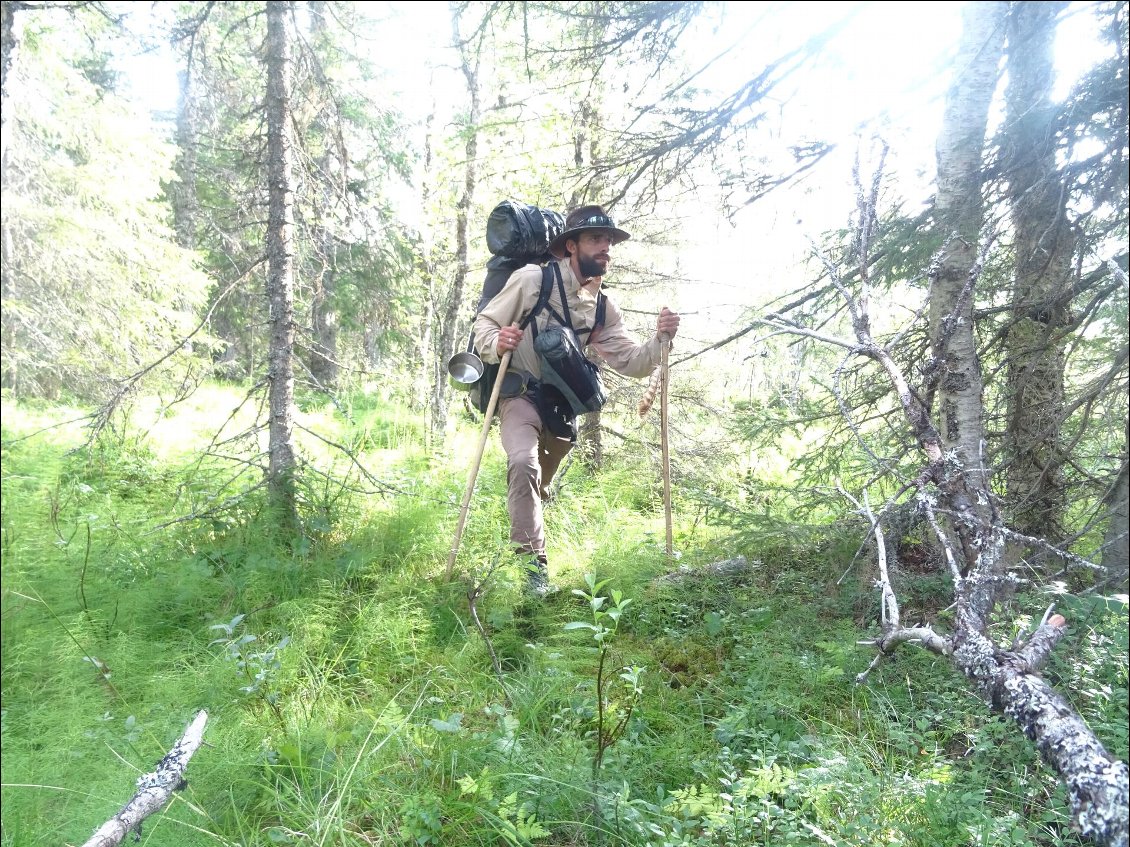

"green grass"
[2,387,1126,847]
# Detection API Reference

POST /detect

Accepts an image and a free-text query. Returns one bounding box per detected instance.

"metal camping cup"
[447,351,485,391]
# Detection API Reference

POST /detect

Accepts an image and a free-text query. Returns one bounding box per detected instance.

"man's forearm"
[472,317,503,364]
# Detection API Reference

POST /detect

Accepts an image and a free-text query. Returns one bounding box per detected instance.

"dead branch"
[669,323,791,368]
[465,554,512,703]
[80,710,208,847]
[146,481,267,533]
[810,273,1129,842]
[773,138,1129,844]
[85,264,263,445]
[0,413,96,445]
[654,555,753,585]
[837,485,898,627]
[292,422,397,496]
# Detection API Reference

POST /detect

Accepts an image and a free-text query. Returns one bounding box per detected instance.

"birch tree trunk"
[909,6,1127,841]
[264,0,300,528]
[0,0,17,164]
[81,712,209,847]
[922,5,1007,659]
[928,0,1003,535]
[1002,0,1075,545]
[763,4,1130,843]
[417,105,439,424]
[0,0,19,391]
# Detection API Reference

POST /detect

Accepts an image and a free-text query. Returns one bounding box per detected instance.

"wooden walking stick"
[660,336,673,558]
[446,351,512,581]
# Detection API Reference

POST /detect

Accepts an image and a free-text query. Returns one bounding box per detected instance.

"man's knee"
[507,453,540,486]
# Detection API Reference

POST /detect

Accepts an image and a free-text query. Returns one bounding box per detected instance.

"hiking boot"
[525,554,554,598]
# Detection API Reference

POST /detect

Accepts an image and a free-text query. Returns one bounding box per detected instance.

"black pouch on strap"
[533,325,607,416]
[528,382,578,442]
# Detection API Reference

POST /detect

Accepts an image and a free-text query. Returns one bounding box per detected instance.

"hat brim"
[549,225,631,253]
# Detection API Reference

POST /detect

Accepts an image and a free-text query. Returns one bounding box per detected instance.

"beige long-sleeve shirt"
[472,259,663,381]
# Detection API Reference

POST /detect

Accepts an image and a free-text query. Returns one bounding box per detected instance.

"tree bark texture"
[430,5,480,442]
[569,3,609,470]
[882,614,1130,845]
[924,1,1006,619]
[81,711,209,847]
[1100,453,1129,585]
[929,1,1005,522]
[845,324,1130,847]
[984,647,1129,847]
[911,5,1129,842]
[0,0,20,389]
[574,95,607,469]
[307,0,340,389]
[1003,0,1075,543]
[265,0,299,525]
[416,106,438,421]
[1,0,20,163]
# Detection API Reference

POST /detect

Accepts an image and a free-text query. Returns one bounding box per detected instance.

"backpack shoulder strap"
[522,261,605,341]
[520,264,555,331]
[546,262,573,330]
[575,291,607,349]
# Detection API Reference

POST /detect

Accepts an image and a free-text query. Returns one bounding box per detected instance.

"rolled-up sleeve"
[590,297,663,379]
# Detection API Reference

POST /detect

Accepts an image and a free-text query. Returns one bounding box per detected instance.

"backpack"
[465,201,606,415]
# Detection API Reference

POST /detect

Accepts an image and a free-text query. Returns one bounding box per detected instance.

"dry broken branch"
[80,710,208,847]
[773,117,1129,842]
[654,555,753,585]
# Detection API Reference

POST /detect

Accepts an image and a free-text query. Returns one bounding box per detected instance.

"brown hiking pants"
[498,395,573,555]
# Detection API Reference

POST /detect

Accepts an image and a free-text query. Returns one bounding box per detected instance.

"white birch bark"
[81,711,208,847]
[929,7,1126,842]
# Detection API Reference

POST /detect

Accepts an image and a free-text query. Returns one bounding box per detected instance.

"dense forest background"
[1,2,1127,846]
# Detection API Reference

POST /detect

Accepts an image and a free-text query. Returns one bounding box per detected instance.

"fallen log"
[655,555,753,584]
[81,710,208,847]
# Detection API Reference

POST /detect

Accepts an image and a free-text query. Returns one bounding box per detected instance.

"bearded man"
[473,204,680,595]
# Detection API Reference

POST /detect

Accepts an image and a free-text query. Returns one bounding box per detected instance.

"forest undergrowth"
[1,386,1126,847]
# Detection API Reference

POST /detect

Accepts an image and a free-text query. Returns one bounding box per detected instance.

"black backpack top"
[473,201,563,313]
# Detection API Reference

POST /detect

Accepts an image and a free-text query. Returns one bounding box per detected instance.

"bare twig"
[294,423,386,489]
[146,482,268,533]
[465,554,511,703]
[86,264,263,445]
[839,484,899,627]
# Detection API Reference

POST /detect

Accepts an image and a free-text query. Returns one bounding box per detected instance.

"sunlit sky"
[113,1,1112,329]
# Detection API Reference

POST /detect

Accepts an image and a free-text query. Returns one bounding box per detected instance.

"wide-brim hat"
[547,204,631,253]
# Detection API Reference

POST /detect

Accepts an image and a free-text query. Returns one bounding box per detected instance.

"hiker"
[472,204,680,596]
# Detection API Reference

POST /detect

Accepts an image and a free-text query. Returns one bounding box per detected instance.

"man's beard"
[577,255,606,278]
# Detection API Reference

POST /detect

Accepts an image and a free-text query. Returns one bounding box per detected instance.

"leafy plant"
[209,613,290,721]
[565,573,645,778]
[457,766,550,845]
[398,792,443,846]
[2,383,1125,847]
